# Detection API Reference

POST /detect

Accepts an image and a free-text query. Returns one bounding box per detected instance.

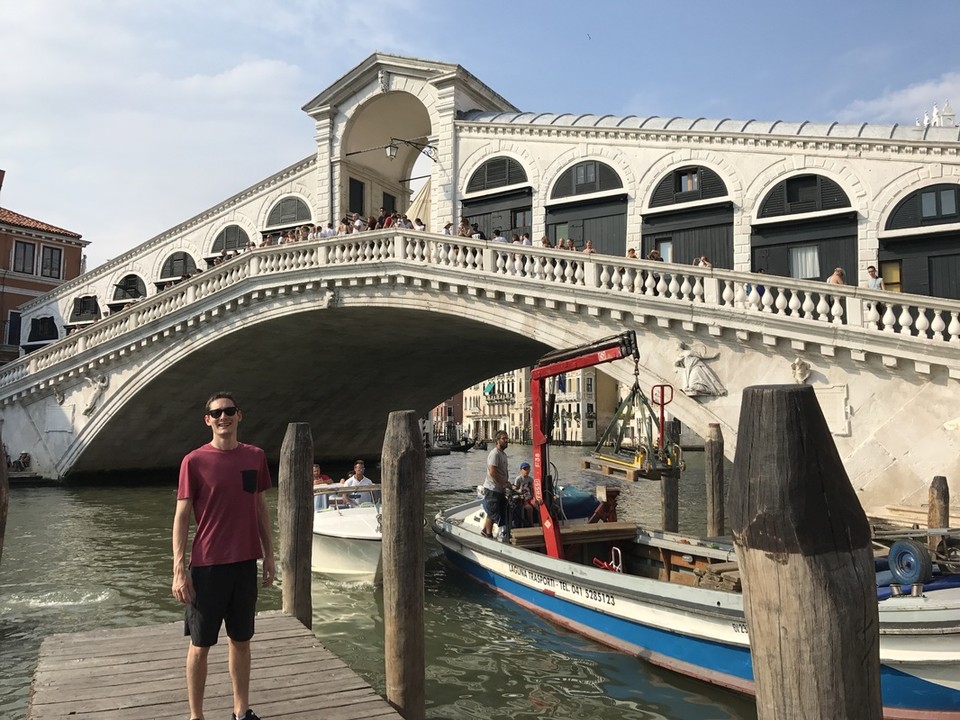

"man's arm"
[172,498,194,603]
[256,490,276,587]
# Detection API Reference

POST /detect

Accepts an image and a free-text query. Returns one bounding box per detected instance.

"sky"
[2,0,960,270]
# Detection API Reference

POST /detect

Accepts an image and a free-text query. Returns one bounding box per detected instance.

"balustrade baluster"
[692,276,704,303]
[800,292,816,319]
[866,302,880,330]
[882,305,897,332]
[722,281,735,307]
[610,265,623,292]
[679,275,691,300]
[947,312,960,342]
[644,271,657,296]
[896,306,914,336]
[747,286,761,311]
[774,289,787,315]
[915,307,931,338]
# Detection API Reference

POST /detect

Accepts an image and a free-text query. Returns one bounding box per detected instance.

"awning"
[483,382,496,394]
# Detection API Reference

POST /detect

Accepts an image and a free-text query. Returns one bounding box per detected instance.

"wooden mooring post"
[381,410,426,720]
[278,422,314,630]
[704,423,724,537]
[729,385,882,719]
[929,475,950,551]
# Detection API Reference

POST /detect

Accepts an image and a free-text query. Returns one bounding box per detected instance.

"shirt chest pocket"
[241,469,258,493]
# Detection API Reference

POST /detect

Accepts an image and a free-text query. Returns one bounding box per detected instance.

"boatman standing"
[172,392,275,720]
[481,430,511,540]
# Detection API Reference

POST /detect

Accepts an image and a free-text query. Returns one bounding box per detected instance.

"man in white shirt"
[481,431,510,539]
[342,459,375,505]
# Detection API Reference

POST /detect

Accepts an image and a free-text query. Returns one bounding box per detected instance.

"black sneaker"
[232,710,261,720]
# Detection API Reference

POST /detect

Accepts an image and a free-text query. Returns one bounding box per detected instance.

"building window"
[676,169,699,193]
[551,161,623,199]
[349,178,365,215]
[789,246,820,279]
[40,246,63,279]
[113,274,146,301]
[266,197,311,227]
[575,162,597,187]
[7,311,21,346]
[383,192,396,215]
[14,241,36,274]
[159,252,197,280]
[586,377,593,393]
[786,176,818,206]
[211,225,250,253]
[879,260,902,293]
[650,166,728,208]
[759,174,850,218]
[28,316,58,343]
[466,157,528,193]
[69,295,101,324]
[656,239,673,262]
[512,208,531,230]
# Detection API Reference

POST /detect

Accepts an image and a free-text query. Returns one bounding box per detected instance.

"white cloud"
[0,0,424,268]
[836,72,960,125]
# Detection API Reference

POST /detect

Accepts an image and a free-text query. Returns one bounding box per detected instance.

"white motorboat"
[312,492,382,582]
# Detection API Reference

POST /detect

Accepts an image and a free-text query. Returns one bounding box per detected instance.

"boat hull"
[312,506,382,582]
[435,502,960,719]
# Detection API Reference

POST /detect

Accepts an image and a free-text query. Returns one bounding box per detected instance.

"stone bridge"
[2,231,959,513]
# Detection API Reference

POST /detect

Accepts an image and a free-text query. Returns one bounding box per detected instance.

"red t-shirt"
[177,442,272,567]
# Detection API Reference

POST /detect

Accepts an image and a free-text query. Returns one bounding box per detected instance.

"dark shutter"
[267,197,311,227]
[700,168,726,199]
[467,157,528,193]
[598,163,623,191]
[820,177,850,210]
[650,175,675,207]
[759,182,786,218]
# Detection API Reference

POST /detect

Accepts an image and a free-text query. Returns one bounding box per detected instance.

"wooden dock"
[29,611,403,720]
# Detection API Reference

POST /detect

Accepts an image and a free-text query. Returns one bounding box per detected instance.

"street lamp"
[387,138,437,161]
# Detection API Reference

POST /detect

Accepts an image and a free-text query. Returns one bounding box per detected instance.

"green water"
[0,446,754,719]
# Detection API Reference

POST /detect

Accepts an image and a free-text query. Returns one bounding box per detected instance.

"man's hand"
[262,555,276,587]
[172,567,194,604]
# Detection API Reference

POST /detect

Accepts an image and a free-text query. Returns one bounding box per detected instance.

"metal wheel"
[888,539,933,585]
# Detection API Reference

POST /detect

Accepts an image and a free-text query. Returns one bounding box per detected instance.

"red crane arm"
[530,332,638,559]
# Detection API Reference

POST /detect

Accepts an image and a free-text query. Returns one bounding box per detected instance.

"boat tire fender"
[888,539,933,585]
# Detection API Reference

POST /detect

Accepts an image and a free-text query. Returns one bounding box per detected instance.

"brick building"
[0,204,87,363]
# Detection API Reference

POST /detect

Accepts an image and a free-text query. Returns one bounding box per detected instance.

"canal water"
[0,445,755,720]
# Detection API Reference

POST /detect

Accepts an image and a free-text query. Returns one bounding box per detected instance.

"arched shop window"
[650,166,728,207]
[159,252,197,281]
[113,274,146,301]
[266,197,311,228]
[551,161,622,200]
[466,157,528,193]
[212,225,250,253]
[886,184,960,230]
[758,174,850,217]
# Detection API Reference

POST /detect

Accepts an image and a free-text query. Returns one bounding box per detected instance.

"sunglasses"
[206,406,239,418]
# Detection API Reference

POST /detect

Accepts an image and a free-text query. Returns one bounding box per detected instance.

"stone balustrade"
[4,230,960,398]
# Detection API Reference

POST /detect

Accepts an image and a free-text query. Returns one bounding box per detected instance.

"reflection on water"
[0,447,753,720]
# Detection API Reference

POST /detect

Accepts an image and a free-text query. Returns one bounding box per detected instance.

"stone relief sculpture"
[52,384,65,405]
[378,69,389,93]
[82,374,109,416]
[675,341,727,398]
[791,357,811,385]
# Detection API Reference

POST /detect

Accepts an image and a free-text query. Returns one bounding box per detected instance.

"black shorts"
[184,559,258,647]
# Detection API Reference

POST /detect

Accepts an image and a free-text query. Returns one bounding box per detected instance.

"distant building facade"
[431,391,463,443]
[463,366,618,446]
[0,204,86,363]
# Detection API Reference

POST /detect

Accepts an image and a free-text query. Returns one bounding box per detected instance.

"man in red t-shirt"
[172,392,275,720]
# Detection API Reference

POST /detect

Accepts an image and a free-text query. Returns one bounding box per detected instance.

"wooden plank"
[29,611,403,720]
[509,522,638,548]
